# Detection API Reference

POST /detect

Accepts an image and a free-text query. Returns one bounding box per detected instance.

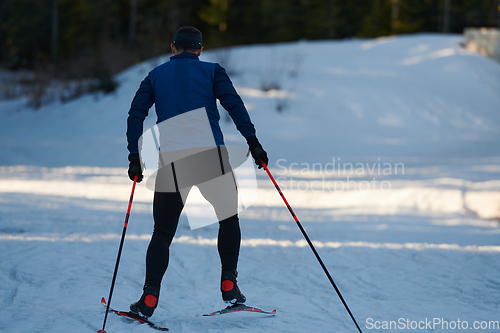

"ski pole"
[262,163,363,333]
[99,175,138,333]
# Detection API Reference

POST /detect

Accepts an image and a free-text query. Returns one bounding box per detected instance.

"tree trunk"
[51,0,58,63]
[129,0,137,44]
[391,0,399,33]
[443,0,451,33]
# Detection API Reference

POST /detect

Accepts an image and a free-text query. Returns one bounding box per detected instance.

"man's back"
[127,51,255,153]
[151,52,218,125]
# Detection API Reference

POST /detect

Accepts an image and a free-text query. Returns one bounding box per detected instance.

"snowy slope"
[1,34,500,333]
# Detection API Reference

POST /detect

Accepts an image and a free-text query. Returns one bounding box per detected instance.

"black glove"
[128,153,143,182]
[246,135,268,169]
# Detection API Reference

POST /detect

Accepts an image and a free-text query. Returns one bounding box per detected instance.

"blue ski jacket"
[126,51,256,154]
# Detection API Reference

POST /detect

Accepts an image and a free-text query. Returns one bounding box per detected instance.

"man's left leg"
[218,214,246,304]
[198,166,246,304]
[217,214,241,272]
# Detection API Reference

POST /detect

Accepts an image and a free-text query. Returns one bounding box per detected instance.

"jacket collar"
[170,51,199,61]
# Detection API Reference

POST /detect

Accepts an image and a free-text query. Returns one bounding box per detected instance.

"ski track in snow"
[0,34,500,332]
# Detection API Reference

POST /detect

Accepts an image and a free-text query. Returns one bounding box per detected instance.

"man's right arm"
[127,73,154,154]
[214,64,268,169]
[127,73,154,182]
[213,64,255,138]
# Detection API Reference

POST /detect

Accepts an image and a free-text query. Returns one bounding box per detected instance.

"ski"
[203,303,277,316]
[101,297,169,331]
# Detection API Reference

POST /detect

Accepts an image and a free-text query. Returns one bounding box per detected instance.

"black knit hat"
[173,27,203,49]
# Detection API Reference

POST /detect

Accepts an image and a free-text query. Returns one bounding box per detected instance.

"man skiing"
[126,26,268,318]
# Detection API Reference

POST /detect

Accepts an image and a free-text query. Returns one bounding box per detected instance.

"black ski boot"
[221,270,246,304]
[130,284,160,317]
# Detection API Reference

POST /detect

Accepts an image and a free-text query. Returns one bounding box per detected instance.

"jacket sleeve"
[126,73,154,154]
[214,64,256,138]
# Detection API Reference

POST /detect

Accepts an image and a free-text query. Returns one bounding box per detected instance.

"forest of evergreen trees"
[1,0,498,84]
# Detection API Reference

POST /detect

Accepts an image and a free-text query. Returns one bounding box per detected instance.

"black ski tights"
[145,191,241,287]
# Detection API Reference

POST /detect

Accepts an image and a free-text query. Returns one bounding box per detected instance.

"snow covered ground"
[1,34,500,332]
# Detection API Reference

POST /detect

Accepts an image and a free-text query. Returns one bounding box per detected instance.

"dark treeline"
[1,0,498,77]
